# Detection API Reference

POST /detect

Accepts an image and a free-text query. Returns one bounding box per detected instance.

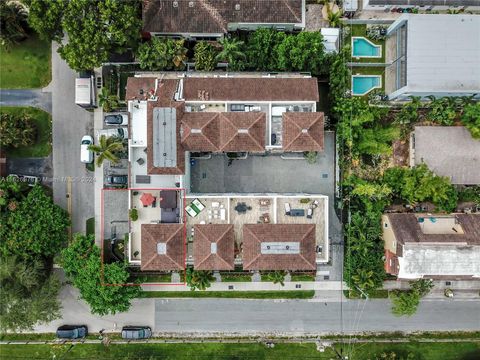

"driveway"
[191,131,343,280]
[51,42,94,234]
[0,89,52,113]
[7,156,53,187]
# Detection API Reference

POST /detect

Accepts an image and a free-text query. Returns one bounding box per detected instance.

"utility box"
[75,71,96,109]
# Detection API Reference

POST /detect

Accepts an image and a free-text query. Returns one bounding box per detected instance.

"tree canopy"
[0,112,37,148]
[62,234,141,315]
[0,184,69,260]
[461,102,480,139]
[137,37,188,71]
[27,0,141,70]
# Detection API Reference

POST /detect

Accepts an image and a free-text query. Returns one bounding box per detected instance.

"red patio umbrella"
[140,192,155,206]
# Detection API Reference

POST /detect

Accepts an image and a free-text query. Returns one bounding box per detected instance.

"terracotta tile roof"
[180,112,221,152]
[243,224,316,271]
[125,77,157,101]
[183,78,319,102]
[193,224,235,270]
[141,224,185,271]
[143,0,303,34]
[387,214,480,255]
[219,112,266,152]
[282,112,324,152]
[146,80,186,175]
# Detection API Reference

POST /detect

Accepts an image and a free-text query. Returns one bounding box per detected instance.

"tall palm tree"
[215,37,246,70]
[87,135,124,167]
[98,88,119,112]
[266,271,286,286]
[187,269,214,291]
[0,1,29,50]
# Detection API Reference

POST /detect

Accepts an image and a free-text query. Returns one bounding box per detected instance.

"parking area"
[102,188,129,241]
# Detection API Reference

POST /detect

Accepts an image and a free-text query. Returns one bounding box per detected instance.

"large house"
[142,0,306,39]
[363,0,480,11]
[410,126,480,185]
[384,14,480,101]
[124,73,328,272]
[383,213,480,279]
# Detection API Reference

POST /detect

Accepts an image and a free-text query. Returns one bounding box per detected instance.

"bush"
[137,37,188,71]
[0,113,37,148]
[194,41,218,71]
[303,151,318,164]
[366,25,388,41]
[186,268,215,291]
[129,208,138,221]
[460,102,480,139]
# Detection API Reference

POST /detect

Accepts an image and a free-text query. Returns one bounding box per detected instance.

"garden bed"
[139,290,315,299]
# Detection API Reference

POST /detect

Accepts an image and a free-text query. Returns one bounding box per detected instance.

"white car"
[97,128,129,141]
[80,135,94,164]
[104,113,128,126]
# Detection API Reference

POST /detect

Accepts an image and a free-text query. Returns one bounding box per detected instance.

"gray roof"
[391,15,480,93]
[369,0,480,5]
[413,126,480,185]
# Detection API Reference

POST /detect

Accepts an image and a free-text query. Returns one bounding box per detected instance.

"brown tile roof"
[194,224,235,270]
[146,80,186,175]
[243,224,316,271]
[282,112,324,152]
[141,224,185,271]
[143,0,303,34]
[387,214,480,256]
[125,77,157,101]
[219,112,266,152]
[183,78,319,102]
[181,112,221,152]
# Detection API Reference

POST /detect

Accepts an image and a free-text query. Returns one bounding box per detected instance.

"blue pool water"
[352,37,381,57]
[352,76,381,95]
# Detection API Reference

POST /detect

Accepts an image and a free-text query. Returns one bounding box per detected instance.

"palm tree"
[215,37,246,70]
[266,271,286,286]
[87,135,124,167]
[186,269,215,291]
[0,1,29,50]
[98,88,119,112]
[351,269,375,294]
[171,39,188,69]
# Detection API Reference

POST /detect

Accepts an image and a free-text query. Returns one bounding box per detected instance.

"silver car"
[121,326,152,340]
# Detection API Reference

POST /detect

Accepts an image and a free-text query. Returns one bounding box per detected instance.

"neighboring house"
[124,73,328,270]
[382,213,480,279]
[384,14,480,101]
[321,28,340,54]
[410,126,480,185]
[142,0,306,39]
[363,0,480,11]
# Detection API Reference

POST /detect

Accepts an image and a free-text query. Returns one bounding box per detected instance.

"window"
[384,222,388,228]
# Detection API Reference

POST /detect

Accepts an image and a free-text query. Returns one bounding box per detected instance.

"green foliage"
[329,46,351,105]
[0,1,29,50]
[129,208,138,221]
[383,164,458,212]
[426,96,458,125]
[394,96,421,137]
[62,234,141,315]
[0,185,69,260]
[458,186,480,203]
[246,28,285,71]
[0,112,37,148]
[0,256,61,332]
[194,41,218,71]
[0,175,30,210]
[460,102,480,139]
[51,0,141,70]
[98,88,119,112]
[137,37,188,71]
[303,151,318,164]
[88,134,124,167]
[265,271,286,286]
[216,37,246,71]
[186,268,215,291]
[391,279,433,316]
[26,0,65,42]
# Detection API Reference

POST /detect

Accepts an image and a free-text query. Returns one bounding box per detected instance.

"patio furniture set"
[134,190,180,223]
[186,199,226,221]
[234,202,252,214]
[284,200,319,219]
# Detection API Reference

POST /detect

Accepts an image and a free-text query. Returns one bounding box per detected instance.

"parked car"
[8,174,41,186]
[80,135,94,164]
[104,113,128,126]
[105,174,128,186]
[97,128,128,141]
[56,325,88,339]
[121,326,152,340]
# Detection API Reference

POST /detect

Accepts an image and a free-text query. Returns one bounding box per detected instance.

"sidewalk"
[141,281,345,292]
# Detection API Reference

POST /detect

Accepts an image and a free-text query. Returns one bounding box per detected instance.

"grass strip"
[138,290,315,299]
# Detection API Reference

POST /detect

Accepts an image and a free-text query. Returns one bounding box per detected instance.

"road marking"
[67,176,72,241]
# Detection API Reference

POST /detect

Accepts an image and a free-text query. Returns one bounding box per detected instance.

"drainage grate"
[202,172,207,179]
[295,284,301,289]
[324,275,330,280]
[228,285,234,290]
[322,173,328,179]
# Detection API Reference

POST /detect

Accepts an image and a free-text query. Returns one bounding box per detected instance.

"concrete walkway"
[0,88,52,113]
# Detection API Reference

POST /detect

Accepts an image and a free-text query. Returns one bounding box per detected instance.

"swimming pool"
[352,37,381,58]
[352,75,382,96]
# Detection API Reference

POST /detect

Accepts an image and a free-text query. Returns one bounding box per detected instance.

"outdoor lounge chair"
[284,202,291,216]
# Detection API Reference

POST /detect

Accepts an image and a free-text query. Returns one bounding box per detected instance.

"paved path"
[0,89,52,113]
[50,42,94,234]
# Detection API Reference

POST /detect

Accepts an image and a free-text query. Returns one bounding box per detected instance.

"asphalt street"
[0,89,52,113]
[51,42,94,234]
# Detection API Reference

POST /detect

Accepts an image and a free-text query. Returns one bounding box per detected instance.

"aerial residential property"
[2,0,480,358]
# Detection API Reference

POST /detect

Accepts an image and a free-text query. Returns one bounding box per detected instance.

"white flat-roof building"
[385,14,480,101]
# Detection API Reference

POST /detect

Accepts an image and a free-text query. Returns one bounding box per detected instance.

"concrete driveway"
[0,89,52,113]
[50,42,94,234]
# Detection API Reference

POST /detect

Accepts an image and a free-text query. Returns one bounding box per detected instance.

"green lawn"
[0,34,51,89]
[1,106,52,158]
[1,342,478,360]
[220,274,252,282]
[132,274,172,283]
[139,290,315,299]
[290,274,316,282]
